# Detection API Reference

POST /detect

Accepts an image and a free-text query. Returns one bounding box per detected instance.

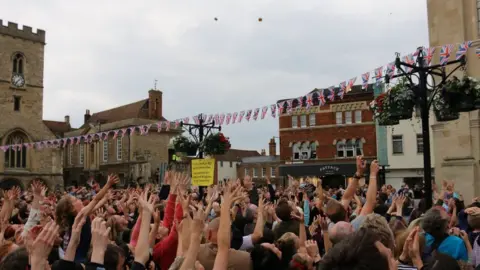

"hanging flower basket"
[444,76,476,112]
[388,78,416,120]
[202,132,231,156]
[370,93,399,126]
[433,94,460,122]
[173,135,199,156]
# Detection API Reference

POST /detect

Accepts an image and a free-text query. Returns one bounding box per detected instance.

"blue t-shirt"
[425,233,468,261]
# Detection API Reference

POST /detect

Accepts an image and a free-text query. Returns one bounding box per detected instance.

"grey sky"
[2,0,428,151]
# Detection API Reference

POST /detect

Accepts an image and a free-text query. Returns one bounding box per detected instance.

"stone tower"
[0,20,63,189]
[427,0,480,201]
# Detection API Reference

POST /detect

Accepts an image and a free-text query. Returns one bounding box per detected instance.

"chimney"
[261,149,266,156]
[269,137,276,156]
[148,90,163,120]
[84,109,91,124]
[64,115,70,124]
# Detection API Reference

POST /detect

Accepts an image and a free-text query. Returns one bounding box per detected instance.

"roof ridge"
[91,98,148,116]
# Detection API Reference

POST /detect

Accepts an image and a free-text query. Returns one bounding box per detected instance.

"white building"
[385,113,435,190]
[215,149,260,181]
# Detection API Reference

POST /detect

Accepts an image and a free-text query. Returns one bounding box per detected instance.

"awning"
[279,162,365,177]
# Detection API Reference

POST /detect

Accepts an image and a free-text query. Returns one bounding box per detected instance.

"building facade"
[63,90,179,187]
[384,115,435,190]
[0,20,64,190]
[277,86,376,188]
[215,149,260,181]
[427,0,480,201]
[237,137,282,185]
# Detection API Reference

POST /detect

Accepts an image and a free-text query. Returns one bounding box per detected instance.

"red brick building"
[278,85,376,188]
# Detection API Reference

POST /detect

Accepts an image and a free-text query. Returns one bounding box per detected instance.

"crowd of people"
[0,155,478,269]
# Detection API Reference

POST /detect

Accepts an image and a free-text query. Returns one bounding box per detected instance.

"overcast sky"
[2,0,428,152]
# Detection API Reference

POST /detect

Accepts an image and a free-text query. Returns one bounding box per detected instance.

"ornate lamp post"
[386,48,466,209]
[180,114,222,158]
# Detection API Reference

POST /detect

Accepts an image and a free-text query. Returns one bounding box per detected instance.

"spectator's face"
[69,196,83,214]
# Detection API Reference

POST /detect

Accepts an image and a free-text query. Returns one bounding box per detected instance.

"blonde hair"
[361,214,395,250]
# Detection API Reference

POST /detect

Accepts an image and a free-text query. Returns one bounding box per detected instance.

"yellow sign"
[191,159,215,186]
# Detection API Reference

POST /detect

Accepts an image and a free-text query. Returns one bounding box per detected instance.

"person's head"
[0,241,18,262]
[326,200,347,223]
[421,208,449,239]
[289,253,313,270]
[206,218,220,244]
[360,214,395,250]
[468,213,480,230]
[276,200,293,222]
[55,195,83,228]
[243,176,253,189]
[0,247,29,270]
[314,197,322,209]
[321,228,397,270]
[276,233,298,267]
[329,221,354,245]
[393,229,425,259]
[250,243,283,270]
[103,244,126,270]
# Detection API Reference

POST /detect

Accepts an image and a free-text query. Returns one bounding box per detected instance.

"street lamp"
[385,48,466,209]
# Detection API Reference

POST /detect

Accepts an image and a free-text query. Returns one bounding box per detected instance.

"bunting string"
[1,38,480,151]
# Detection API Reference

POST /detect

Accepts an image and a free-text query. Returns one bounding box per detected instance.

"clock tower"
[0,20,63,189]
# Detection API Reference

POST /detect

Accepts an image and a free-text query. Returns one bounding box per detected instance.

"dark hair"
[276,237,297,267]
[424,253,461,270]
[104,244,126,270]
[421,208,448,240]
[275,200,292,222]
[0,247,29,270]
[321,228,389,270]
[250,244,283,270]
[326,200,347,223]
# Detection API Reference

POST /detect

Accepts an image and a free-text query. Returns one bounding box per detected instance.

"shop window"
[336,141,345,157]
[355,139,363,156]
[310,142,317,159]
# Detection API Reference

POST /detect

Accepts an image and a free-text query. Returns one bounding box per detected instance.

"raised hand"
[107,174,120,187]
[191,207,206,236]
[90,217,111,265]
[370,160,379,176]
[305,240,320,261]
[355,155,366,176]
[29,221,59,267]
[31,180,46,198]
[138,187,157,214]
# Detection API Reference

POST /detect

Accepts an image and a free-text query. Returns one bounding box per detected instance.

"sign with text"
[191,159,215,186]
[319,165,340,175]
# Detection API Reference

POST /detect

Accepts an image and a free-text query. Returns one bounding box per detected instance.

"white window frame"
[309,113,316,126]
[345,140,355,157]
[292,116,298,128]
[262,167,266,177]
[336,112,343,125]
[253,167,258,177]
[300,115,307,128]
[103,140,108,162]
[355,140,363,156]
[271,167,276,177]
[293,142,301,160]
[310,142,317,159]
[244,168,248,176]
[336,142,345,158]
[116,137,122,160]
[392,135,404,154]
[68,145,73,165]
[79,144,84,165]
[345,111,352,124]
[355,110,362,123]
[416,134,423,153]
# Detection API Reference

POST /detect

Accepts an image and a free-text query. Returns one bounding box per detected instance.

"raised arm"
[360,160,379,216]
[80,174,119,217]
[341,156,366,208]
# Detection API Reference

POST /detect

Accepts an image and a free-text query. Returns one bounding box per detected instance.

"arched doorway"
[0,178,24,190]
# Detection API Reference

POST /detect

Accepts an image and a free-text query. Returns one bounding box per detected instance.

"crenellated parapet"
[0,20,45,43]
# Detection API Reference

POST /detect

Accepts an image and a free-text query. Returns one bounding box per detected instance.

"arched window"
[292,142,301,160]
[4,132,27,169]
[12,53,25,75]
[345,140,355,157]
[336,141,345,157]
[310,142,317,159]
[300,142,310,160]
[355,139,364,156]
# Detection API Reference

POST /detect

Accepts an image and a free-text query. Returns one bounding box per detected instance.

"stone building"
[63,90,180,187]
[237,137,283,185]
[427,0,480,201]
[0,20,65,190]
[277,85,376,188]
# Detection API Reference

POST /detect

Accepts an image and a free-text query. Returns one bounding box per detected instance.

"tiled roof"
[43,120,72,136]
[277,84,374,103]
[241,155,280,163]
[81,99,166,129]
[213,149,261,162]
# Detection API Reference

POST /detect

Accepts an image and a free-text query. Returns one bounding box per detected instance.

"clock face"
[11,74,25,88]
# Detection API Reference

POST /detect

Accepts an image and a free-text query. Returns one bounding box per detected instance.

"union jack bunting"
[374,66,383,82]
[225,113,232,125]
[456,41,472,60]
[347,77,356,92]
[253,108,260,120]
[476,47,480,58]
[238,111,245,123]
[214,114,219,124]
[0,146,9,152]
[112,130,120,140]
[327,87,335,101]
[129,127,136,135]
[219,114,225,125]
[386,62,396,79]
[424,47,436,66]
[318,90,326,105]
[156,122,162,132]
[183,117,190,124]
[412,47,422,57]
[337,85,345,100]
[286,100,293,113]
[62,139,68,147]
[245,110,252,121]
[297,97,303,107]
[403,54,415,73]
[270,104,276,118]
[193,115,199,125]
[339,81,347,91]
[232,112,238,124]
[140,124,152,135]
[165,121,170,131]
[103,132,109,140]
[261,106,268,119]
[174,120,180,129]
[306,94,313,109]
[121,128,128,138]
[278,101,285,114]
[207,114,213,123]
[361,72,370,89]
[440,44,454,65]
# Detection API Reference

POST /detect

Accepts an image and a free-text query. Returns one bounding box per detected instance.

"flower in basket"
[387,78,416,120]
[202,132,231,156]
[443,76,480,112]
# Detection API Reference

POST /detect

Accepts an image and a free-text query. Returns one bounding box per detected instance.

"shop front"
[279,162,368,188]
